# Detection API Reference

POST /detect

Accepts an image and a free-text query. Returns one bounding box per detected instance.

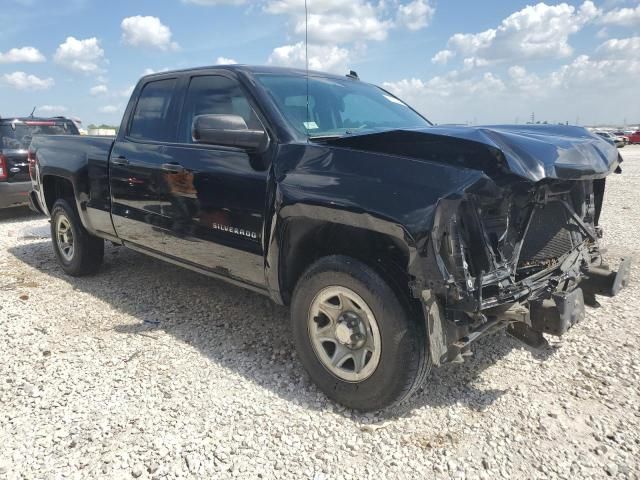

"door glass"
[129,79,177,142]
[179,75,261,144]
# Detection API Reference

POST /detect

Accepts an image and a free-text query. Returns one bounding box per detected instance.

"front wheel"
[51,199,104,276]
[291,255,430,411]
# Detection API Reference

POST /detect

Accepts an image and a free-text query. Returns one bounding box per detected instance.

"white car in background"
[594,131,625,148]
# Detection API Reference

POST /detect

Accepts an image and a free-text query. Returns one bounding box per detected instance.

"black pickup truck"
[29,65,630,410]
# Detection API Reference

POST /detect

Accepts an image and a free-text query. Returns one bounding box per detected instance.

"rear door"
[159,73,270,287]
[109,76,180,252]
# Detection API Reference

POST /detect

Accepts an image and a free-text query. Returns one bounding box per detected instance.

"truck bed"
[30,134,116,238]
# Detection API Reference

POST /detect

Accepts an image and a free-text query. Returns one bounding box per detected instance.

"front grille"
[519,202,578,265]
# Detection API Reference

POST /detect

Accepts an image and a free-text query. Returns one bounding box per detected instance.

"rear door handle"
[161,163,185,173]
[111,156,129,166]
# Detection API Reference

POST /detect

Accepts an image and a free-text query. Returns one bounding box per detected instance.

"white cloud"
[0,46,45,64]
[119,85,135,98]
[38,105,68,113]
[384,71,505,101]
[462,57,489,70]
[268,42,350,73]
[90,84,108,96]
[601,3,640,27]
[54,37,105,74]
[397,0,435,31]
[142,67,170,76]
[440,1,600,67]
[507,65,544,94]
[265,0,434,45]
[216,56,238,65]
[99,105,120,114]
[1,71,54,90]
[263,1,435,74]
[597,36,640,55]
[549,53,640,90]
[121,16,178,51]
[383,41,640,125]
[267,1,392,44]
[431,49,454,64]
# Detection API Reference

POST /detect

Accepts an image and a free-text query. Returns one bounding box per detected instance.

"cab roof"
[141,65,355,82]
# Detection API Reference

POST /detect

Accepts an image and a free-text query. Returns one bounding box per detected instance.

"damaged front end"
[322,124,631,365]
[420,176,631,365]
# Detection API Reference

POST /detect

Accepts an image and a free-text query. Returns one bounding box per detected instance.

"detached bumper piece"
[530,288,585,336]
[580,257,631,298]
[507,258,631,349]
[506,288,585,349]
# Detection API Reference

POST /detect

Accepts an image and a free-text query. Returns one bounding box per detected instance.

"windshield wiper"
[308,134,346,140]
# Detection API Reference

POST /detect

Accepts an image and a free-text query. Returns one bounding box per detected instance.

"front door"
[160,74,269,288]
[110,77,179,253]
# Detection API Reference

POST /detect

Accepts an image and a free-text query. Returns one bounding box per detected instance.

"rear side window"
[128,79,177,142]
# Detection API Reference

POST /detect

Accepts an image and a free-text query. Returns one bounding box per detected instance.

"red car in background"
[627,131,640,144]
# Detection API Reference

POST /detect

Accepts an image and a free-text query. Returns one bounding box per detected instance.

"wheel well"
[43,175,74,212]
[280,219,414,306]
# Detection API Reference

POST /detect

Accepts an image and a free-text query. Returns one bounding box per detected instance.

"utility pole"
[530,112,535,124]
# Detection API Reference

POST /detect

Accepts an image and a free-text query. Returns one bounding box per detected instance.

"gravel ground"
[1,146,639,480]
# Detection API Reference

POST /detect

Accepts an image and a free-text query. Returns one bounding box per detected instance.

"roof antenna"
[30,106,37,117]
[304,0,310,141]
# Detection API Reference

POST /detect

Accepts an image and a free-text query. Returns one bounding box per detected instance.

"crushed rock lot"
[1,147,639,480]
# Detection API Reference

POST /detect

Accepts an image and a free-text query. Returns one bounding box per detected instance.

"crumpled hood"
[322,124,621,182]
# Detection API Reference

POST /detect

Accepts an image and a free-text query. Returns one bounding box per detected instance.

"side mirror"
[192,114,268,152]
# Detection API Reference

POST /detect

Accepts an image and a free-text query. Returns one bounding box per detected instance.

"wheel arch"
[42,174,75,215]
[40,173,98,236]
[275,215,419,309]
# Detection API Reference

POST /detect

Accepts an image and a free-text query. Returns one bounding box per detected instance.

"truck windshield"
[0,121,78,150]
[255,74,431,138]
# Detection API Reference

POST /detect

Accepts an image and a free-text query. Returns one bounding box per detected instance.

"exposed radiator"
[519,202,579,265]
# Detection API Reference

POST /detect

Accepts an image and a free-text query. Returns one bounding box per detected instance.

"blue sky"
[1,0,638,126]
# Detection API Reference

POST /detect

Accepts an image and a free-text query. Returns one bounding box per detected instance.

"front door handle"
[161,163,185,173]
[111,156,129,166]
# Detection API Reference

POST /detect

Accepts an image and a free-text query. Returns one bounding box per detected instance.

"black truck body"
[29,66,631,410]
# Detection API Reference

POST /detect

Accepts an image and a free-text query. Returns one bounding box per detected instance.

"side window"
[179,75,262,144]
[128,78,177,142]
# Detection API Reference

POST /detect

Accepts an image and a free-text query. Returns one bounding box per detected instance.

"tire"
[50,198,104,276]
[291,255,430,411]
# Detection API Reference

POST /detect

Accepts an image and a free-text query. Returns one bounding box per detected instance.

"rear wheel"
[291,255,430,411]
[51,199,104,276]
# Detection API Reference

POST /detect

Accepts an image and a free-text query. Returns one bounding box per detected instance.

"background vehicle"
[0,116,79,209]
[28,66,630,410]
[627,130,640,144]
[612,131,629,145]
[594,131,624,148]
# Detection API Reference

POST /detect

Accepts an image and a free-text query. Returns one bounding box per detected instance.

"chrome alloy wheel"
[308,286,382,382]
[55,214,74,261]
